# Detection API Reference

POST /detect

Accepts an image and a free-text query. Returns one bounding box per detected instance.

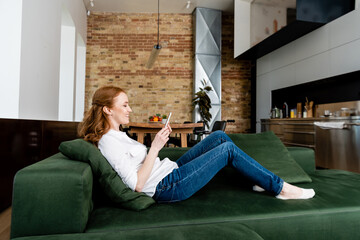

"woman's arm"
[135,126,171,192]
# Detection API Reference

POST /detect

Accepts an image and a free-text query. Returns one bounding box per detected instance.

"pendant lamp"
[146,0,161,69]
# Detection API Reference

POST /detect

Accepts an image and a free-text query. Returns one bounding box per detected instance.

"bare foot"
[276,182,315,200]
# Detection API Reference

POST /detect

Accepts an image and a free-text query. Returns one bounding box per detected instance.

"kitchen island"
[261,117,360,173]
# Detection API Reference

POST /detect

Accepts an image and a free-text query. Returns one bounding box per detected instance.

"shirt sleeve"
[98,134,138,191]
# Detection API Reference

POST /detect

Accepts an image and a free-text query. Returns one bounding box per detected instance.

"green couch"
[10,133,360,240]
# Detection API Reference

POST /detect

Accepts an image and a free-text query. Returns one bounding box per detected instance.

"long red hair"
[78,86,125,146]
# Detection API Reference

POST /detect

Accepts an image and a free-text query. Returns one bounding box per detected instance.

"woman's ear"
[102,106,112,116]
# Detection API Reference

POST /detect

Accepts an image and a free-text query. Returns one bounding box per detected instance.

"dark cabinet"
[0,119,79,212]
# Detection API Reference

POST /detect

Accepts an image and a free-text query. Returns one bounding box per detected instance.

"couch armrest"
[287,147,315,174]
[11,153,93,239]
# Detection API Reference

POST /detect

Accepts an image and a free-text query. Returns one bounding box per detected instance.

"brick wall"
[85,12,252,133]
[221,15,252,133]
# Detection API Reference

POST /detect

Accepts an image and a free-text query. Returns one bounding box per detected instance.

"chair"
[188,120,226,147]
[197,120,227,136]
[168,121,226,147]
[208,120,227,133]
[168,121,205,147]
[167,121,190,147]
[122,126,137,140]
[187,121,205,147]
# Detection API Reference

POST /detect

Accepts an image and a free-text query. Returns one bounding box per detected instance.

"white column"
[0,0,22,118]
[74,34,86,121]
[58,25,76,121]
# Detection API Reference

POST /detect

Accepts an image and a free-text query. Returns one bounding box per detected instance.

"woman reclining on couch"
[78,86,315,203]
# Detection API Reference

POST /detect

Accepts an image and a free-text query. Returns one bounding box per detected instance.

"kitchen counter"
[264,116,360,121]
[260,118,317,149]
[261,117,360,173]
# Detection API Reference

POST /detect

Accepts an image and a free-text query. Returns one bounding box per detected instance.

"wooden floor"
[0,208,11,240]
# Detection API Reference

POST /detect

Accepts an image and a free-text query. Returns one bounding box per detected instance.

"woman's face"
[108,92,132,126]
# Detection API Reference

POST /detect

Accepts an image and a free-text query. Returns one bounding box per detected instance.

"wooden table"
[127,122,203,148]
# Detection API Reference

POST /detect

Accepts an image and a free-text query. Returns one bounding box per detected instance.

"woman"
[78,86,315,203]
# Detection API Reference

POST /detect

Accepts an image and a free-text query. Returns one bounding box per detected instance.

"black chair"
[122,126,139,141]
[197,120,227,136]
[167,121,190,147]
[187,121,205,147]
[168,121,205,147]
[169,121,226,147]
[187,120,226,147]
[208,120,227,133]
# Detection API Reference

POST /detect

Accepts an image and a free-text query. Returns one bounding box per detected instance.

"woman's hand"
[151,124,172,151]
[135,124,172,192]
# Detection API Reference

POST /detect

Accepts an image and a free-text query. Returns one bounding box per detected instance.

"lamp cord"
[157,0,160,46]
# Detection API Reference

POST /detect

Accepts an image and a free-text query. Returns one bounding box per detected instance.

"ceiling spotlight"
[87,10,90,16]
[186,1,191,9]
[90,0,94,7]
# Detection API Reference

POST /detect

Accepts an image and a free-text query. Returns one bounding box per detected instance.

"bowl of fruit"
[149,114,167,124]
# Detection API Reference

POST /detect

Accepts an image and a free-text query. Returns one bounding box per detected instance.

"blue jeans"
[153,131,284,203]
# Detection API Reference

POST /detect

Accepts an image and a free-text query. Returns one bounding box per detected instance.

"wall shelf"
[235,0,355,60]
[236,20,324,60]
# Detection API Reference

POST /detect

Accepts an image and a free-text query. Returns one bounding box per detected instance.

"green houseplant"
[192,79,213,128]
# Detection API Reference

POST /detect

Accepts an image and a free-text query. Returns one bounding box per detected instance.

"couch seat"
[86,168,360,240]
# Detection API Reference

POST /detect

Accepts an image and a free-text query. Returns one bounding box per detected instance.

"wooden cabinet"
[261,118,316,149]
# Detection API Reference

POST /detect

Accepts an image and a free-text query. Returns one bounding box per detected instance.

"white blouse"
[98,129,178,197]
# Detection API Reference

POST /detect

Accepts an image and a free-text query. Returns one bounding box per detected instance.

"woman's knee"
[212,141,236,156]
[210,130,226,138]
[221,141,236,150]
[210,130,232,142]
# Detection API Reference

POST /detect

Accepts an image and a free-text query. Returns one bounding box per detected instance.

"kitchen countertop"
[262,116,360,121]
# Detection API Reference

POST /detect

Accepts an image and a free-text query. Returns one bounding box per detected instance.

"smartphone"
[164,112,172,128]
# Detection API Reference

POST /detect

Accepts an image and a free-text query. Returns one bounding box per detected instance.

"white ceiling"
[83,0,235,14]
[82,0,296,14]
[253,0,295,8]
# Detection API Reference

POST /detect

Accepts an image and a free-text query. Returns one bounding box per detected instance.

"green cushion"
[59,139,155,211]
[287,147,315,174]
[228,131,312,183]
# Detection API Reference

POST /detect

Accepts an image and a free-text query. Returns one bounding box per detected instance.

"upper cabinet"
[234,0,356,60]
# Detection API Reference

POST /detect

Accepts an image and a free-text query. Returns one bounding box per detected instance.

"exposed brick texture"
[221,15,252,133]
[85,12,251,133]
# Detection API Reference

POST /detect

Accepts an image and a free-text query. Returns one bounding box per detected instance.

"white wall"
[250,3,287,47]
[234,0,251,58]
[234,0,288,57]
[0,0,22,118]
[19,0,62,120]
[0,0,87,121]
[256,7,360,132]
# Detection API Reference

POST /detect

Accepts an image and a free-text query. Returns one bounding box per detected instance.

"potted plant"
[161,114,167,124]
[192,79,213,128]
